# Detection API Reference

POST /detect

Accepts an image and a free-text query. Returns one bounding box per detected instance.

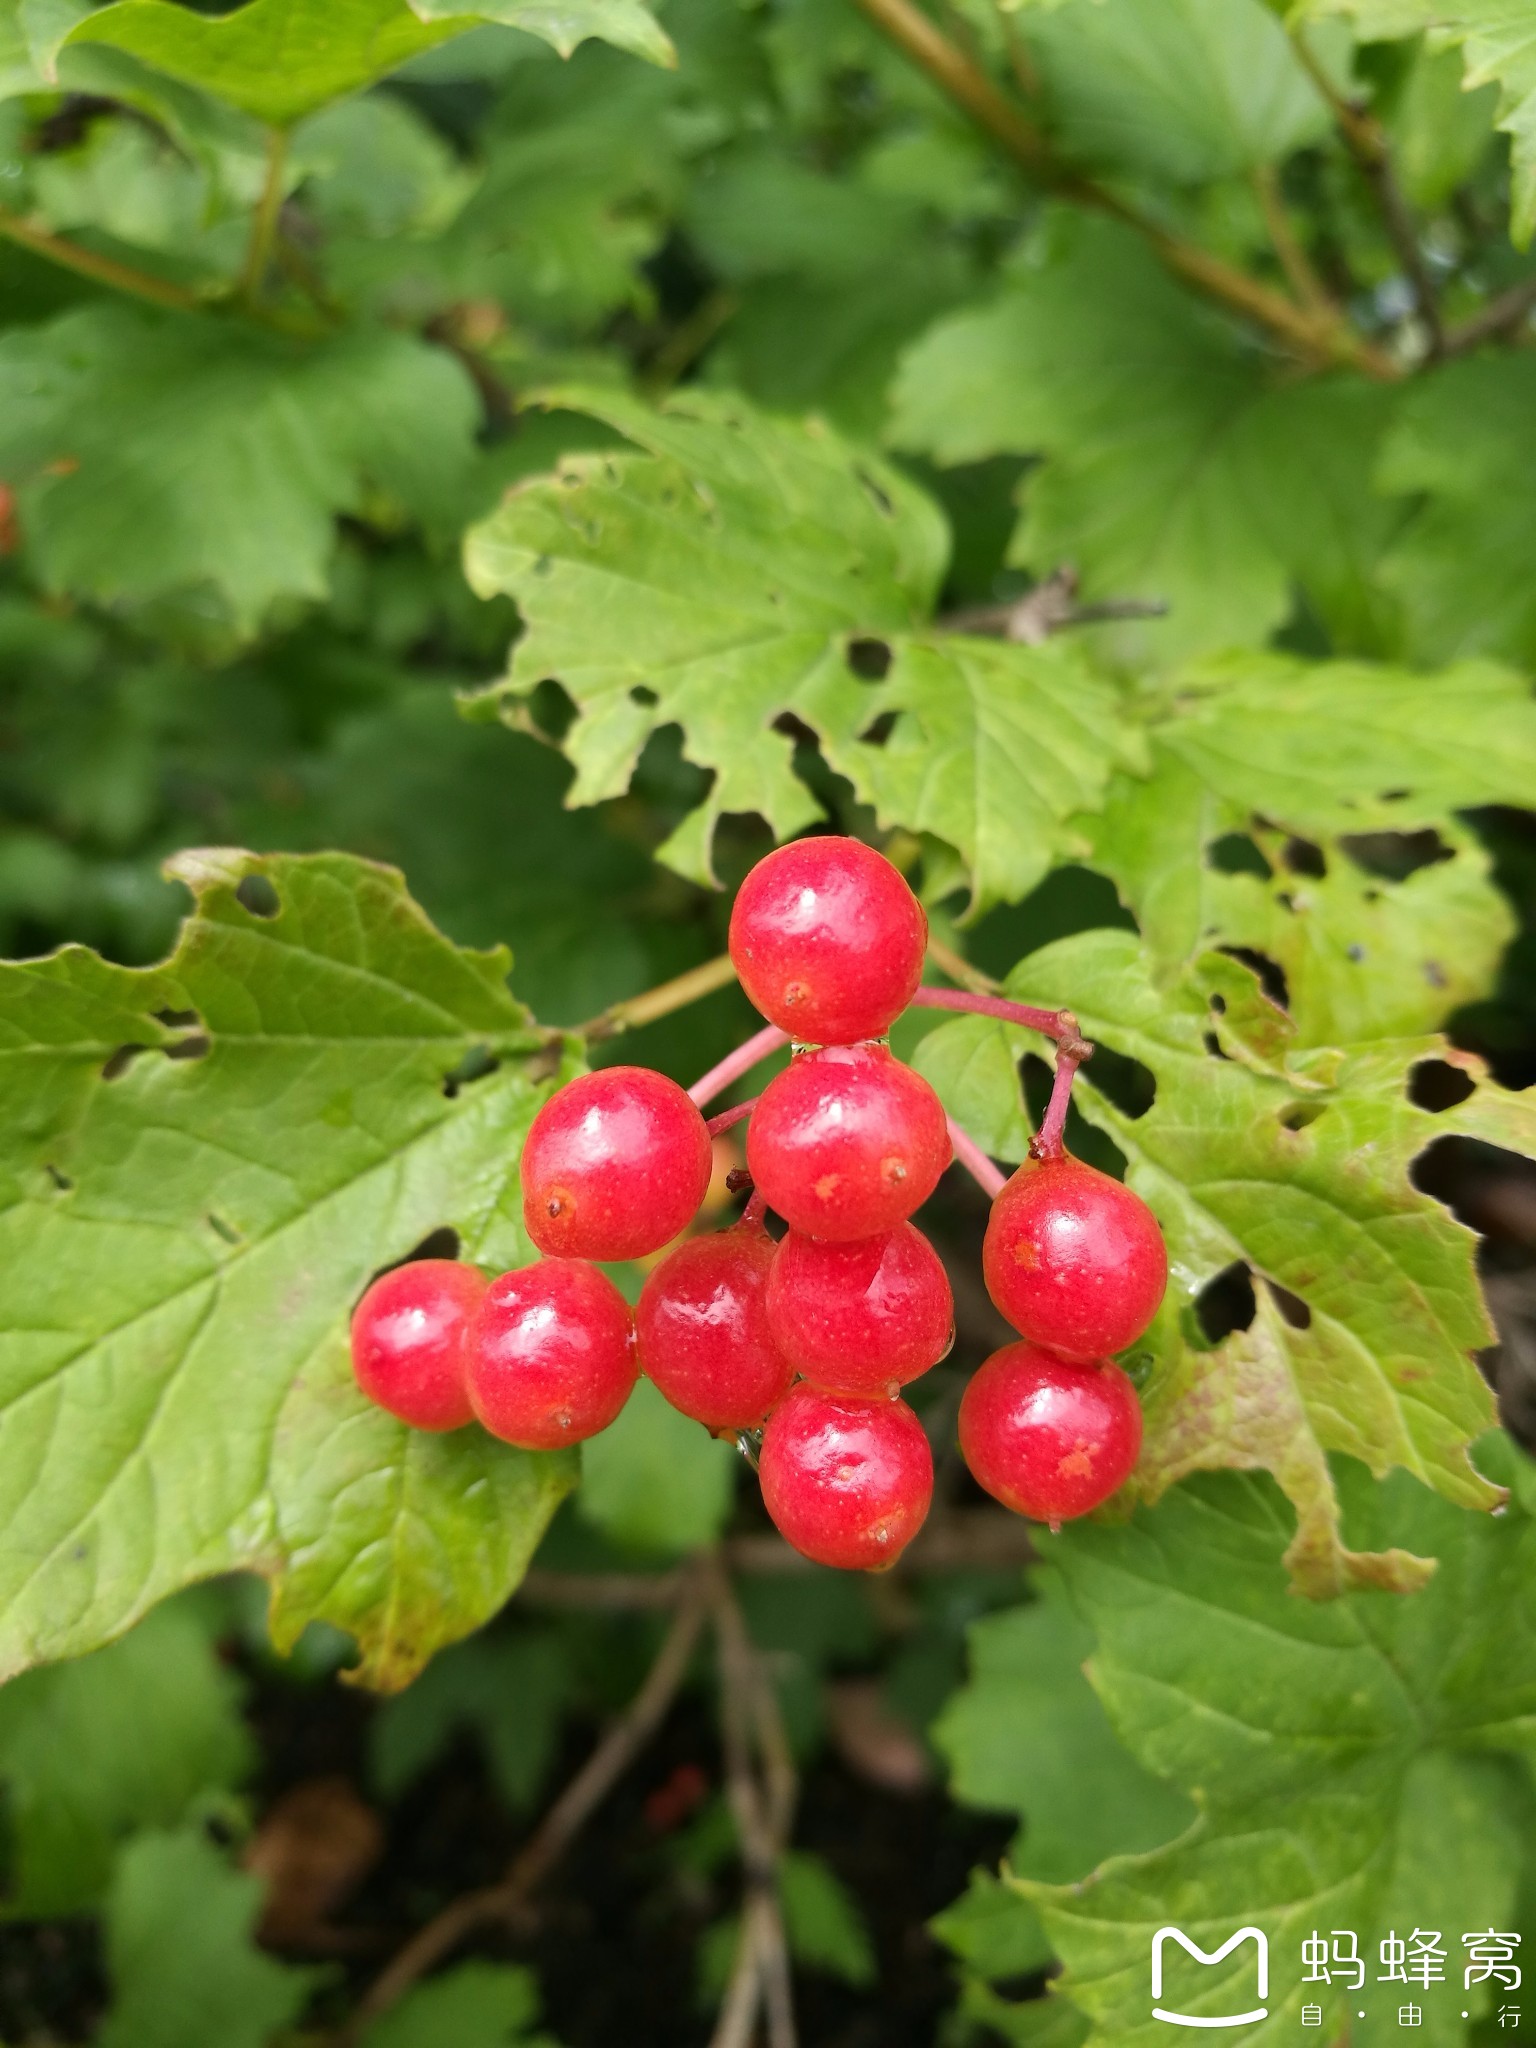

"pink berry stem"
[1031,1041,1090,1162]
[706,1098,759,1138]
[740,1188,768,1230]
[687,1022,791,1109]
[908,985,1084,1045]
[947,1116,1007,1201]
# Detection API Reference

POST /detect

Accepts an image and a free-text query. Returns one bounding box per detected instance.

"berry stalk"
[1031,1039,1091,1162]
[706,1098,760,1138]
[946,1117,1007,1201]
[688,1022,791,1109]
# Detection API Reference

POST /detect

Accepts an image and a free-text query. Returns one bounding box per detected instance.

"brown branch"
[0,208,203,311]
[1253,164,1333,318]
[1290,28,1443,357]
[1442,274,1536,357]
[354,1563,710,2031]
[708,1560,798,2048]
[847,0,1400,379]
[941,567,1167,644]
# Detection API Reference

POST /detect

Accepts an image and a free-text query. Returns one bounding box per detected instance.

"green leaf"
[935,1574,1196,1881]
[97,1828,318,2048]
[464,386,1137,910]
[362,1960,557,2048]
[1021,1455,1536,2048]
[1020,0,1331,185]
[409,0,673,67]
[912,930,1520,1593]
[778,1850,879,1987]
[0,1593,251,1915]
[576,1375,737,1555]
[889,215,1403,663]
[370,1627,574,1810]
[1084,649,1536,1008]
[1307,0,1536,241]
[1378,354,1536,667]
[0,849,577,1687]
[0,305,480,633]
[61,0,465,126]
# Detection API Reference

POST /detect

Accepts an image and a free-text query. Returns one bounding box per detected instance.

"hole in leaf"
[235,874,280,920]
[1077,1042,1155,1120]
[153,1007,200,1030]
[1266,1280,1312,1330]
[442,1045,501,1099]
[1219,945,1290,1011]
[1280,835,1327,878]
[1205,832,1272,878]
[860,710,899,747]
[1340,828,1454,881]
[1279,1099,1327,1132]
[1209,992,1227,1015]
[526,677,577,742]
[1191,1262,1256,1346]
[1408,1059,1476,1112]
[1413,1135,1536,1245]
[101,1043,147,1081]
[165,1034,210,1062]
[846,636,892,681]
[207,1213,241,1245]
[45,1163,73,1192]
[1203,1031,1231,1061]
[629,685,659,707]
[1379,788,1411,803]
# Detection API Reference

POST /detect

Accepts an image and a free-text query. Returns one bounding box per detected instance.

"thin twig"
[354,1565,709,2030]
[517,1567,683,1609]
[948,1116,1008,1201]
[925,937,1000,996]
[644,287,740,396]
[689,1023,790,1108]
[708,1560,798,2048]
[0,208,202,310]
[1253,164,1333,317]
[1290,27,1443,355]
[941,571,1168,643]
[240,128,289,307]
[847,0,1400,379]
[1031,1040,1090,1161]
[1442,274,1536,357]
[582,952,739,1041]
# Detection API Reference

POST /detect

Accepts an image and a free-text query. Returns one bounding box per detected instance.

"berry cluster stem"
[688,1023,790,1109]
[908,984,1084,1044]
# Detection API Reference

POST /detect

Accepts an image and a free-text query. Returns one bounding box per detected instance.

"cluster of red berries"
[350,838,1168,1572]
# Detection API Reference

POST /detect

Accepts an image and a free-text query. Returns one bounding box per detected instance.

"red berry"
[745,1043,950,1240]
[767,1223,952,1397]
[465,1258,637,1449]
[636,1223,795,1432]
[982,1155,1167,1361]
[729,835,927,1044]
[350,1259,486,1431]
[958,1343,1142,1526]
[760,1385,933,1571]
[522,1065,712,1262]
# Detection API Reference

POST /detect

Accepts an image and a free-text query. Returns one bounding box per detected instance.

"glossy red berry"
[636,1223,795,1432]
[465,1258,637,1450]
[350,1259,486,1431]
[729,835,927,1045]
[959,1342,1142,1526]
[982,1154,1167,1361]
[746,1043,950,1240]
[522,1065,712,1263]
[760,1385,933,1571]
[767,1223,953,1397]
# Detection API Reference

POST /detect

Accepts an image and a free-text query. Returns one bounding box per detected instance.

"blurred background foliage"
[3,0,1536,2042]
